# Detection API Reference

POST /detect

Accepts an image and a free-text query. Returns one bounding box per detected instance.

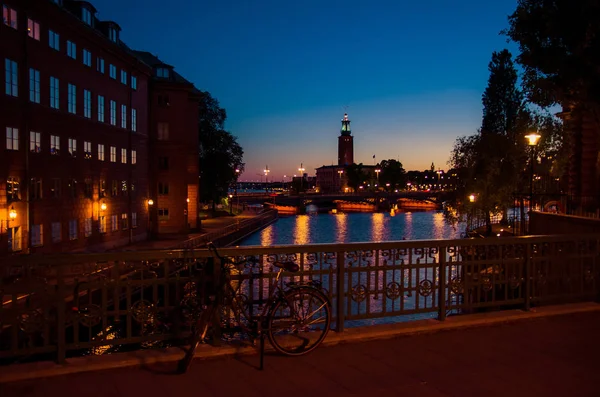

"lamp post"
[264,166,270,192]
[147,199,154,239]
[525,131,541,233]
[235,168,240,211]
[337,169,344,192]
[298,163,305,192]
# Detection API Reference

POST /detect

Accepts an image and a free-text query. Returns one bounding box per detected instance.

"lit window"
[5,59,18,97]
[68,83,76,114]
[27,19,40,40]
[81,7,92,25]
[29,68,40,103]
[121,148,127,163]
[31,224,43,247]
[108,27,118,42]
[2,5,17,29]
[121,180,127,193]
[131,150,137,165]
[98,143,105,160]
[30,131,41,153]
[49,30,60,50]
[97,57,105,73]
[156,67,169,78]
[99,216,106,233]
[99,179,106,197]
[158,208,169,221]
[50,76,60,109]
[110,146,116,162]
[109,64,116,79]
[97,95,105,122]
[110,100,116,125]
[84,141,92,159]
[131,108,137,132]
[51,222,61,243]
[6,127,19,151]
[84,218,92,237]
[157,122,169,140]
[68,138,77,157]
[7,177,20,201]
[132,213,137,228]
[111,214,118,231]
[67,40,77,59]
[121,104,127,128]
[50,135,60,155]
[121,213,128,230]
[84,89,91,118]
[83,49,92,67]
[131,76,137,90]
[69,219,78,240]
[120,70,127,85]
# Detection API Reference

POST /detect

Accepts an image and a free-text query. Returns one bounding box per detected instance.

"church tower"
[338,113,354,166]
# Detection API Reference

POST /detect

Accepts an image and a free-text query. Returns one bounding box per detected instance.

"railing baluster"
[336,251,345,333]
[524,243,532,311]
[438,246,447,321]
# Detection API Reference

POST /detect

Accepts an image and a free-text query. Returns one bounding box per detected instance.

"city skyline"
[92,0,519,180]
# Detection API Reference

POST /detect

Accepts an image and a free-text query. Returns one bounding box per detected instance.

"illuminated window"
[121,104,127,128]
[98,144,105,161]
[99,216,106,233]
[110,100,116,125]
[68,138,77,157]
[121,148,127,163]
[109,64,116,79]
[84,141,91,159]
[131,76,137,90]
[131,150,137,165]
[120,70,127,85]
[49,30,60,51]
[98,95,104,122]
[110,146,116,162]
[5,59,18,97]
[69,219,78,240]
[30,131,41,153]
[131,108,137,132]
[6,127,18,150]
[99,179,106,197]
[51,222,61,243]
[50,77,60,109]
[29,68,40,103]
[50,135,60,155]
[97,57,105,73]
[121,213,128,230]
[27,19,40,40]
[157,122,169,140]
[81,7,92,25]
[84,89,91,118]
[6,177,20,201]
[111,214,118,231]
[2,5,17,29]
[83,49,92,67]
[67,40,77,59]
[68,83,76,114]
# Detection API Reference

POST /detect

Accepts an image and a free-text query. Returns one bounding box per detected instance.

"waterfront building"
[316,113,353,193]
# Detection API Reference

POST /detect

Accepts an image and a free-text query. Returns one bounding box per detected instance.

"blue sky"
[93,0,519,180]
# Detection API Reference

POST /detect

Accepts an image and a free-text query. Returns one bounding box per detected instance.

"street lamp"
[525,131,541,231]
[298,163,305,192]
[229,194,233,215]
[9,206,17,220]
[469,194,476,203]
[264,166,270,192]
[235,168,240,210]
[337,169,344,192]
[375,168,381,187]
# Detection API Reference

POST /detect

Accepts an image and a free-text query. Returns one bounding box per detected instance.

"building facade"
[316,113,353,193]
[0,0,199,255]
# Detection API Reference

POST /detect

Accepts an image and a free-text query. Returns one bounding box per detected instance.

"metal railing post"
[524,243,532,311]
[56,265,66,364]
[335,251,345,332]
[438,246,447,321]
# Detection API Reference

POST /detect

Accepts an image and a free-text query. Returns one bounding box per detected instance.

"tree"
[198,91,244,212]
[379,159,406,191]
[344,163,364,192]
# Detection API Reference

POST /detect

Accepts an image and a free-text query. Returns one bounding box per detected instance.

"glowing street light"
[100,202,107,211]
[469,194,476,203]
[147,199,154,206]
[8,206,17,220]
[298,163,305,192]
[526,131,541,232]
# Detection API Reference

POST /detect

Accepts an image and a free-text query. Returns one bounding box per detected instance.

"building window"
[97,57,104,73]
[98,144,105,161]
[111,180,118,196]
[84,89,91,118]
[131,150,137,165]
[121,104,127,128]
[121,180,128,193]
[121,213,128,230]
[158,94,170,106]
[158,182,169,195]
[98,95,105,122]
[51,178,61,198]
[30,177,42,200]
[132,212,137,228]
[109,64,116,79]
[110,100,116,125]
[131,76,137,90]
[131,108,137,132]
[84,141,91,159]
[81,7,92,25]
[158,208,169,221]
[51,222,61,243]
[158,157,169,170]
[110,146,116,162]
[156,67,169,78]
[99,179,106,197]
[5,59,18,97]
[31,224,43,247]
[69,219,77,240]
[99,216,106,233]
[108,27,118,42]
[157,122,169,140]
[6,177,20,201]
[84,218,92,237]
[30,131,41,153]
[50,76,60,109]
[27,19,40,40]
[121,148,127,163]
[68,138,77,157]
[83,49,91,67]
[49,30,60,50]
[29,68,40,103]
[68,83,76,114]
[6,127,18,150]
[84,178,92,198]
[50,135,60,155]
[2,5,17,29]
[120,70,127,85]
[68,178,77,198]
[111,214,118,231]
[67,40,77,59]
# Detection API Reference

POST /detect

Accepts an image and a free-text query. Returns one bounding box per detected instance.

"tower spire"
[341,113,351,136]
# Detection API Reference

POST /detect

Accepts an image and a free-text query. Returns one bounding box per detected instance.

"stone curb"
[1,302,599,384]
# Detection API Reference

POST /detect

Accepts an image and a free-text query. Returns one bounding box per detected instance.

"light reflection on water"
[239,211,464,246]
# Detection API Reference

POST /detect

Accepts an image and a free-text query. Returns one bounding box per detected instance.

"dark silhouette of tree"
[379,159,406,191]
[198,91,244,212]
[344,163,364,192]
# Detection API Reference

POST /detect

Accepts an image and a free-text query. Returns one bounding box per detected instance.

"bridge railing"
[0,233,598,364]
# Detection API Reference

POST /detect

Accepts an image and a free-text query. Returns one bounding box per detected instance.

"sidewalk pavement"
[2,303,600,396]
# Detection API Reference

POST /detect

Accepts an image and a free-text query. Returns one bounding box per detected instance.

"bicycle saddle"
[275,261,300,273]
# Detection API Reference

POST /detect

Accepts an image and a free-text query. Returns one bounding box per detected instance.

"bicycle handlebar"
[207,242,258,267]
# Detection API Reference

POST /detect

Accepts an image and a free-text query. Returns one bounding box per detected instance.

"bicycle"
[178,243,331,373]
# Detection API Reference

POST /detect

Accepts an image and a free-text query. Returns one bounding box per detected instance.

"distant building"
[0,0,200,255]
[316,113,353,193]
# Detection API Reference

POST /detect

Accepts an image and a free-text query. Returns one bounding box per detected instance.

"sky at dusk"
[93,0,519,181]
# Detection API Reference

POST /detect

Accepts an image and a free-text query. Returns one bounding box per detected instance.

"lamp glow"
[8,206,17,220]
[525,131,541,146]
[147,199,154,206]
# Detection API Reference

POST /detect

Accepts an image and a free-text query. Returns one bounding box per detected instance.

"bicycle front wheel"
[267,287,331,356]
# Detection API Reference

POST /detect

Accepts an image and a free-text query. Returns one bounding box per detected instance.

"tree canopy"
[379,159,406,191]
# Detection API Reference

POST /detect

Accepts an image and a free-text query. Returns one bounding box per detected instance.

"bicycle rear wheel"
[177,305,213,374]
[267,287,331,356]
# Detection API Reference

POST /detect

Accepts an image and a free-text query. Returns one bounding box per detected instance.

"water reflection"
[371,213,385,242]
[432,212,446,239]
[335,213,348,243]
[294,215,309,246]
[260,225,275,246]
[404,212,413,239]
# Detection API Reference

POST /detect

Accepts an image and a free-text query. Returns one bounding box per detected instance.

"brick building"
[0,0,200,254]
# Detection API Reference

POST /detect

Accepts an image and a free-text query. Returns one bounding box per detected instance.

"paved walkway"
[3,311,599,397]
